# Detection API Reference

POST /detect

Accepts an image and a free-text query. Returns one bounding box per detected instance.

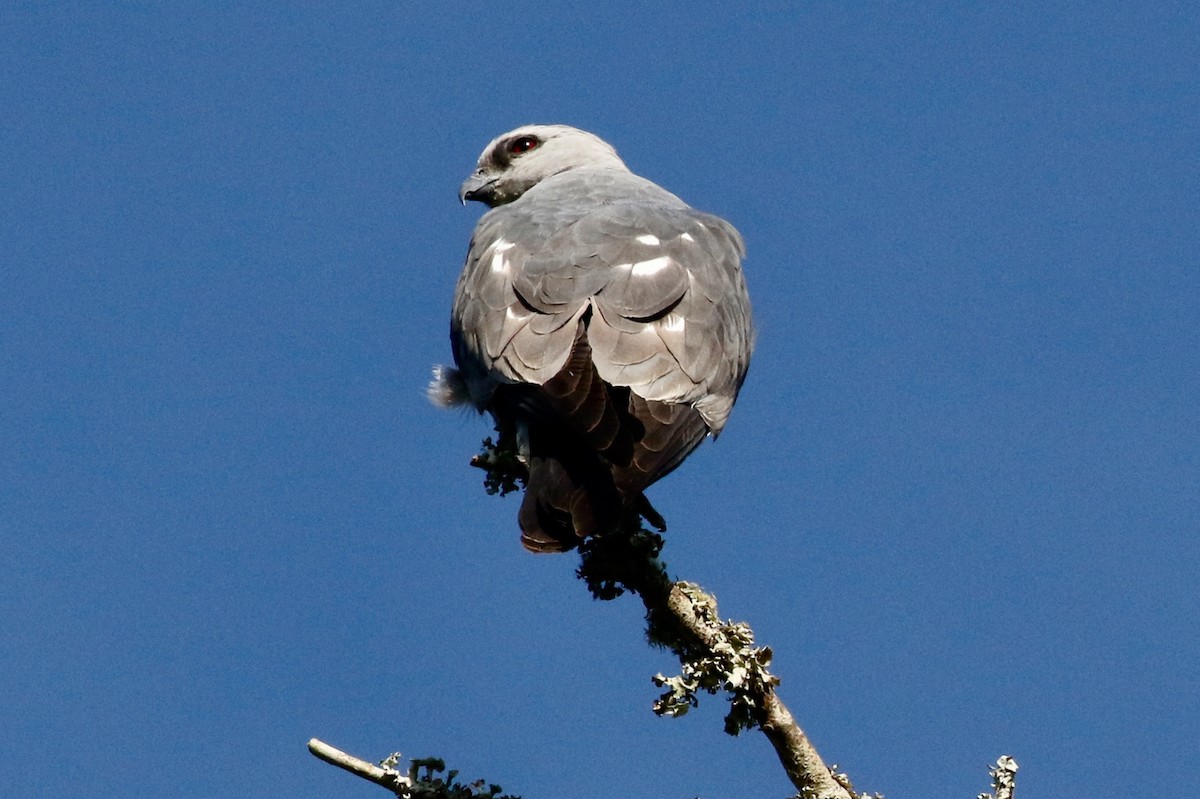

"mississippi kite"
[431,125,752,552]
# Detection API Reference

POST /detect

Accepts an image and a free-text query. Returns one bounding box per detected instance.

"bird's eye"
[508,136,539,155]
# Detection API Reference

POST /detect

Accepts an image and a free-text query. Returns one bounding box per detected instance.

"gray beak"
[458,172,494,205]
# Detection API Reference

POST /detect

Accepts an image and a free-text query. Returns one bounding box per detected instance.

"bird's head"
[459,124,629,207]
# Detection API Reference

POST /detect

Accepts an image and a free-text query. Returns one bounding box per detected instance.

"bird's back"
[442,129,752,551]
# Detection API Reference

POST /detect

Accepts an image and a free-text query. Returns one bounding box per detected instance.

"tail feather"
[499,320,710,552]
[517,435,622,552]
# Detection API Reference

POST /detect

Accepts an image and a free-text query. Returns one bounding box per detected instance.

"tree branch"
[309,435,1017,798]
[574,525,857,798]
[307,739,519,799]
[308,739,410,795]
[660,581,856,799]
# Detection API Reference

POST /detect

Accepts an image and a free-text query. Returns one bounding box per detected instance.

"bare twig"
[307,739,409,795]
[760,691,857,799]
[307,740,519,799]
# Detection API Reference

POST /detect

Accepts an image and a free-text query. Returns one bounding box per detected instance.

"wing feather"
[452,168,751,433]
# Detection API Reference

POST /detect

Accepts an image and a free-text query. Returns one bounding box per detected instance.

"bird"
[430,124,753,552]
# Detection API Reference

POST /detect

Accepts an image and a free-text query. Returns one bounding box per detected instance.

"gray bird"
[430,125,752,552]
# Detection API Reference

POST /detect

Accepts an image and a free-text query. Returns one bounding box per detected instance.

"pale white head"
[459,124,629,208]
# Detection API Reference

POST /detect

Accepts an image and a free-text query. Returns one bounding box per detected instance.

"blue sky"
[2,3,1197,798]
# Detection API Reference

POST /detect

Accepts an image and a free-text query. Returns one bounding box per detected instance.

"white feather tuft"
[427,365,472,408]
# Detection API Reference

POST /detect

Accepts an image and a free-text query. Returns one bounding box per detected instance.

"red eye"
[508,136,539,154]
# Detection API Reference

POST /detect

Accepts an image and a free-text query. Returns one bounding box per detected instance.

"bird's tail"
[517,459,666,552]
[517,427,623,552]
[505,321,692,552]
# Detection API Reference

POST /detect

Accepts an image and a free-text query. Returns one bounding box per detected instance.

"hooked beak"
[458,172,495,205]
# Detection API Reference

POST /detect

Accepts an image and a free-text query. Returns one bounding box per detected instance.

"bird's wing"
[450,201,594,402]
[579,201,752,434]
[452,180,752,435]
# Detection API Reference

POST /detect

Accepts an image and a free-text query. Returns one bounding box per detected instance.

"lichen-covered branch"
[577,530,857,799]
[309,436,1018,798]
[662,584,855,799]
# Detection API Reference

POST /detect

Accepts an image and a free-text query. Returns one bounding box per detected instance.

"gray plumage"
[432,125,752,551]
